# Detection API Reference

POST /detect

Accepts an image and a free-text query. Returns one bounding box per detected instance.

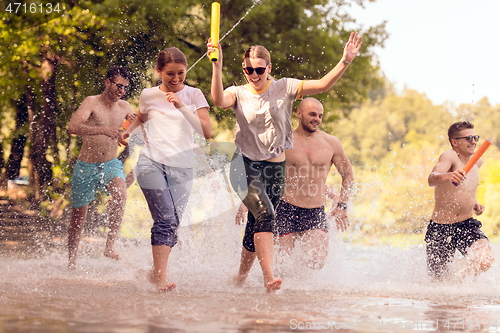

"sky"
[349,0,500,106]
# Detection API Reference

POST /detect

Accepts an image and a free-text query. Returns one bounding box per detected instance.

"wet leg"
[456,239,495,278]
[301,229,329,270]
[104,177,127,260]
[233,246,257,287]
[255,232,282,293]
[149,244,176,292]
[277,233,295,256]
[68,205,89,269]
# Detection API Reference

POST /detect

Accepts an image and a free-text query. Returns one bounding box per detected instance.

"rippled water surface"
[2,167,500,332]
[2,221,500,333]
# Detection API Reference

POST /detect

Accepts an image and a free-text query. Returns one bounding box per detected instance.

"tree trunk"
[0,140,4,188]
[29,55,57,200]
[5,135,27,181]
[6,87,31,181]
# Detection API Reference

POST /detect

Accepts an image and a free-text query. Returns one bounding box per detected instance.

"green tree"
[0,1,106,200]
[0,0,387,213]
[333,89,456,234]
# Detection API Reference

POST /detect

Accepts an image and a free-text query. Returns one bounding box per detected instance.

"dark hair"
[106,66,131,81]
[156,47,187,71]
[448,121,474,141]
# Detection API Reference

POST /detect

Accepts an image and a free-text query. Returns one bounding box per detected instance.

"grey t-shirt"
[226,78,304,161]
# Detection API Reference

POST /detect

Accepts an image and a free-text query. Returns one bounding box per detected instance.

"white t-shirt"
[139,85,209,168]
[226,78,304,161]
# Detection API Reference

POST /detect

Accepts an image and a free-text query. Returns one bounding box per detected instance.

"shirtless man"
[426,121,494,280]
[67,66,136,269]
[234,97,354,281]
[275,97,354,269]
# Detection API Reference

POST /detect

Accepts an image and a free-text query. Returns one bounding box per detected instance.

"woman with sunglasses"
[207,33,362,293]
[120,47,213,292]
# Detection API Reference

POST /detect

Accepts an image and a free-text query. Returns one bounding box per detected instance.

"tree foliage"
[331,87,500,237]
[0,0,387,208]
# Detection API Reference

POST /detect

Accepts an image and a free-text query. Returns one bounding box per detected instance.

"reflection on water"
[2,224,500,332]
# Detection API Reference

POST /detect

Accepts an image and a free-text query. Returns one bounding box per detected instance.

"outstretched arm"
[302,32,362,96]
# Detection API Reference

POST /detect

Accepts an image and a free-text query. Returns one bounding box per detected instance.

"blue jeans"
[136,155,192,247]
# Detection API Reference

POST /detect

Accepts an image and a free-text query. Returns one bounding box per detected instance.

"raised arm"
[302,32,362,96]
[207,40,234,108]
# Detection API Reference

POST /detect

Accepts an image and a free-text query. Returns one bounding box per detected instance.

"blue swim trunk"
[70,158,125,208]
[275,200,328,237]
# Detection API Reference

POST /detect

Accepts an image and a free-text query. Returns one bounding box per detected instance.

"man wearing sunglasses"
[425,121,494,281]
[67,66,136,269]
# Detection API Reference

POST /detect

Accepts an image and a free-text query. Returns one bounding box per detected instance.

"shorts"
[425,218,488,278]
[275,200,328,236]
[70,158,125,208]
[230,154,286,253]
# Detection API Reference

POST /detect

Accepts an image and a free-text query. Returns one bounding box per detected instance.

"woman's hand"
[207,38,223,66]
[343,32,363,63]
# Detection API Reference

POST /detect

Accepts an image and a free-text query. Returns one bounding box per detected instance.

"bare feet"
[104,248,121,261]
[158,283,177,293]
[148,269,176,293]
[265,278,282,293]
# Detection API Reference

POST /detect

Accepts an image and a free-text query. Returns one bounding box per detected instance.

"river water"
[2,154,500,332]
[2,218,500,332]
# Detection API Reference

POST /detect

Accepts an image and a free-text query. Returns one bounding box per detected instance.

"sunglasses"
[243,67,267,75]
[454,135,480,143]
[109,78,130,91]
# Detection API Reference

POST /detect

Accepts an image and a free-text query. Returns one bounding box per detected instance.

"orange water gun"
[453,139,491,186]
[121,111,139,130]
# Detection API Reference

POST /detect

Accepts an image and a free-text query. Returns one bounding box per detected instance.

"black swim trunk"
[425,218,488,278]
[275,200,328,237]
